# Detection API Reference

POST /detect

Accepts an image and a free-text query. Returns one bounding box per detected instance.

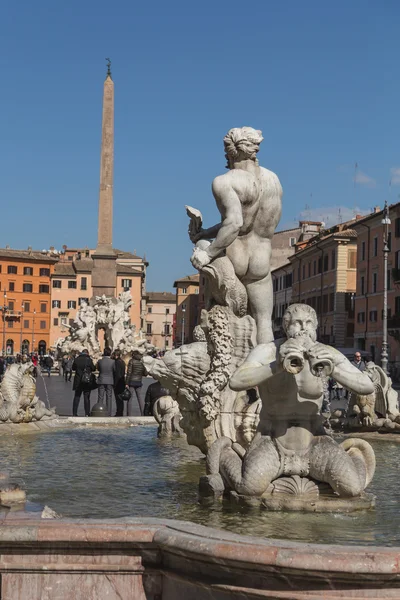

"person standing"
[113,350,126,417]
[64,355,74,382]
[44,355,53,377]
[126,351,146,415]
[143,381,170,416]
[97,347,115,417]
[72,349,95,417]
[351,352,366,372]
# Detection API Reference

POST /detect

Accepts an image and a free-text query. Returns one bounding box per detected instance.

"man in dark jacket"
[97,347,116,416]
[44,355,54,377]
[113,350,126,417]
[72,349,96,417]
[144,381,170,416]
[126,351,146,415]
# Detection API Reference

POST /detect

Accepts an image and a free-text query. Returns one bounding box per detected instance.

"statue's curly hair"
[282,303,318,333]
[223,127,263,162]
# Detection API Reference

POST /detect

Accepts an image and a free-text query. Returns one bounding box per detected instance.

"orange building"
[50,247,147,347]
[173,274,200,346]
[144,292,176,350]
[290,222,358,347]
[0,247,58,356]
[353,203,400,369]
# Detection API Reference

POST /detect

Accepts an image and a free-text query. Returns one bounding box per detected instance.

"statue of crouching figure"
[205,304,376,500]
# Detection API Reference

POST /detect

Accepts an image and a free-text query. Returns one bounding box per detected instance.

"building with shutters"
[144,291,176,351]
[50,247,147,348]
[0,247,58,356]
[353,202,400,371]
[289,220,359,347]
[173,274,200,346]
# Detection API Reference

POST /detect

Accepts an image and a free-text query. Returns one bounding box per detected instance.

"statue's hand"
[191,228,206,243]
[307,343,341,366]
[279,338,305,363]
[191,247,211,270]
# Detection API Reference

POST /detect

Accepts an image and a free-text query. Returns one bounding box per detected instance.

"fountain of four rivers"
[0,128,400,598]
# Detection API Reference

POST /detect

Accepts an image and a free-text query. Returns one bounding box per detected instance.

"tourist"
[351,352,366,372]
[64,355,74,382]
[113,350,126,417]
[43,354,53,377]
[72,349,96,417]
[126,351,146,415]
[61,355,68,377]
[143,381,170,416]
[97,347,116,417]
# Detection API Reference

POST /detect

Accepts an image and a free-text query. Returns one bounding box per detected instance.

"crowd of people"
[62,348,168,418]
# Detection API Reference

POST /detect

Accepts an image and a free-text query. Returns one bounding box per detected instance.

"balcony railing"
[4,311,22,319]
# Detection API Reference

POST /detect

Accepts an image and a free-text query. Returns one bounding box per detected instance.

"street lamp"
[181,305,186,347]
[32,309,36,354]
[1,291,9,356]
[20,302,24,355]
[381,200,391,374]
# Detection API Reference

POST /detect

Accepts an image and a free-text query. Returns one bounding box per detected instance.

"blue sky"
[1,0,399,291]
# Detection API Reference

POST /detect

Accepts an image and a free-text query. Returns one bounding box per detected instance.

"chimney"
[49,246,55,252]
[374,206,381,213]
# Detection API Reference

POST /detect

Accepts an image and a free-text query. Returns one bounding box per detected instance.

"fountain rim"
[1,516,400,575]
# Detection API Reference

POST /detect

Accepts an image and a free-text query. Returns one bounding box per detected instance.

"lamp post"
[1,291,8,356]
[181,305,186,347]
[20,303,24,355]
[164,307,169,352]
[32,309,36,354]
[381,200,391,374]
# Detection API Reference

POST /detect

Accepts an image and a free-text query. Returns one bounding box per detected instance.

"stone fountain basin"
[1,425,400,597]
[1,424,400,548]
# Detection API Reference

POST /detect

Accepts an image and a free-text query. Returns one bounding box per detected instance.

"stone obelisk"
[91,59,117,298]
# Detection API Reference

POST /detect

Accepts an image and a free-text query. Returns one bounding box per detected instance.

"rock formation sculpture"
[0,362,56,423]
[57,291,152,360]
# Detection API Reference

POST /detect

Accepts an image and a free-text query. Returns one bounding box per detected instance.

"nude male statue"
[206,304,376,498]
[189,127,283,344]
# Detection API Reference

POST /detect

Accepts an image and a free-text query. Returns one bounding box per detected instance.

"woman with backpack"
[71,349,96,417]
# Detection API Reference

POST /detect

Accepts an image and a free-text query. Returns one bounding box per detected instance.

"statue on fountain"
[203,304,376,508]
[0,361,56,423]
[145,126,377,510]
[57,291,152,360]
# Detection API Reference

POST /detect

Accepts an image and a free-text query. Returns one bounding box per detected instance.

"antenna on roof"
[353,162,358,216]
[338,208,342,224]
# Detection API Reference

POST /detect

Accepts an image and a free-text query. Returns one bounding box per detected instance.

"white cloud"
[390,167,400,185]
[354,170,376,188]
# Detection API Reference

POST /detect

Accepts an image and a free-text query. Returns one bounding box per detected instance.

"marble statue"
[204,304,376,503]
[146,127,377,510]
[343,361,400,431]
[153,395,183,438]
[57,292,152,360]
[187,126,283,344]
[0,362,56,423]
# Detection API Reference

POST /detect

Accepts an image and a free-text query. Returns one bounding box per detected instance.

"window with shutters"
[348,250,357,269]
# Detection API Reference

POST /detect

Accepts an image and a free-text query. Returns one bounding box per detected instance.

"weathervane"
[106,57,112,78]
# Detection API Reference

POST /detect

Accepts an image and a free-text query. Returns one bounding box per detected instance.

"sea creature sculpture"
[0,362,56,423]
